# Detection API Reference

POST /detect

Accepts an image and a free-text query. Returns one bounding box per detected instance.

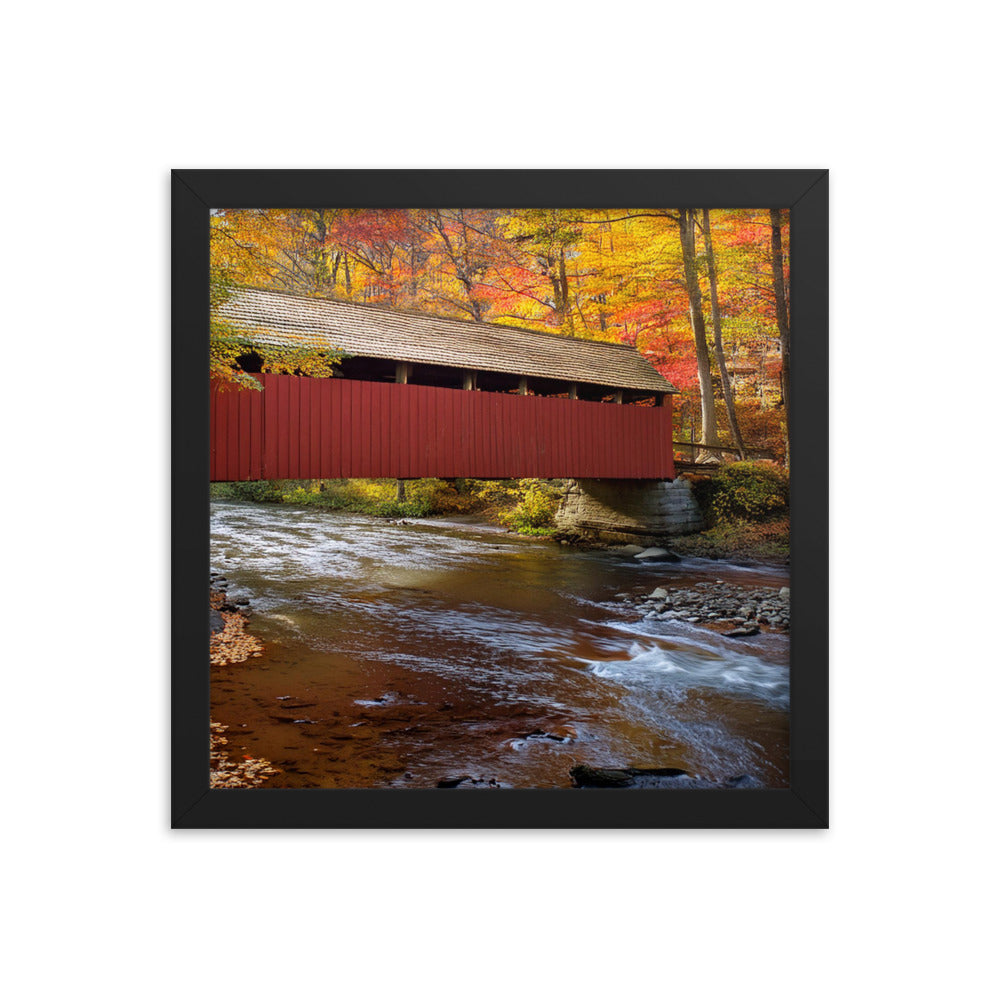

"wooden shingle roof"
[218,287,677,394]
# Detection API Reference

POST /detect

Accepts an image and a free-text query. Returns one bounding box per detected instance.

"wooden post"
[613,389,623,404]
[518,376,528,395]
[463,370,477,391]
[568,383,578,400]
[395,365,411,503]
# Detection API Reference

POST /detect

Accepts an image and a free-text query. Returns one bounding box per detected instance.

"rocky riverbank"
[210,573,263,666]
[209,573,279,788]
[616,579,790,635]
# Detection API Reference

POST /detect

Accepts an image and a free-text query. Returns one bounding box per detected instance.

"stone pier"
[554,478,704,545]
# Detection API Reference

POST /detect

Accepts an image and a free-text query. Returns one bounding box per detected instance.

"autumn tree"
[703,209,746,458]
[210,209,341,295]
[326,209,416,305]
[677,208,720,451]
[209,215,345,388]
[770,208,791,457]
[413,209,497,320]
[496,209,588,333]
[209,206,790,459]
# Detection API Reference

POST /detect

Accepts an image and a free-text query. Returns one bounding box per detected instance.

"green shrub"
[705,461,789,525]
[425,480,482,514]
[269,478,435,518]
[371,498,434,518]
[222,480,285,503]
[469,479,521,508]
[211,475,561,530]
[513,525,557,537]
[497,479,559,533]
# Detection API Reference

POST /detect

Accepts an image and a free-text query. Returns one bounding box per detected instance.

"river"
[210,500,790,789]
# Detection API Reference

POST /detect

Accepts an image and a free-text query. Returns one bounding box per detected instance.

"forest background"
[210,206,791,464]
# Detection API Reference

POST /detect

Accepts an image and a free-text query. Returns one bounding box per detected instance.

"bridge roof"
[218,287,677,394]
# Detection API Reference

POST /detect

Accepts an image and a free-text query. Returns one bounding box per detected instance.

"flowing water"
[210,500,790,788]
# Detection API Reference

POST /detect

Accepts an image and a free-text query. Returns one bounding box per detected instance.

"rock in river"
[634,547,680,563]
[437,775,473,788]
[570,764,689,788]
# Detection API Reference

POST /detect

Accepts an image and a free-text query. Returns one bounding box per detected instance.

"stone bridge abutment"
[554,477,704,545]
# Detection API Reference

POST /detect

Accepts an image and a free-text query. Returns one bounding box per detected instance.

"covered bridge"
[210,287,678,482]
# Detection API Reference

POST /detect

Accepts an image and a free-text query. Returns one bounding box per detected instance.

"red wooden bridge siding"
[210,374,674,481]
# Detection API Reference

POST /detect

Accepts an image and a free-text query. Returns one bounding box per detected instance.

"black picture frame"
[172,169,828,829]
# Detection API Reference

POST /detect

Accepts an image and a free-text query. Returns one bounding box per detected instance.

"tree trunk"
[458,277,483,320]
[678,209,720,450]
[703,209,746,459]
[769,209,791,463]
[559,249,573,333]
[396,479,407,503]
[312,211,331,293]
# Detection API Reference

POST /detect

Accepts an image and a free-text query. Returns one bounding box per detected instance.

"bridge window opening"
[236,351,343,379]
[476,371,523,394]
[234,352,662,407]
[336,356,398,383]
[524,376,578,399]
[407,362,472,389]
[623,391,659,407]
[235,351,263,374]
[576,383,613,402]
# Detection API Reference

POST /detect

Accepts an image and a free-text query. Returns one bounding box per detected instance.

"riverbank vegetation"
[210,476,560,532]
[210,460,789,557]
[669,518,790,563]
[694,461,788,524]
[675,461,790,562]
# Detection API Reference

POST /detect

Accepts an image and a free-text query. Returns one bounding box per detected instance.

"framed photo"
[172,169,828,828]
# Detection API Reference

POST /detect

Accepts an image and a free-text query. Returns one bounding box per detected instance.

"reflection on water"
[210,500,789,788]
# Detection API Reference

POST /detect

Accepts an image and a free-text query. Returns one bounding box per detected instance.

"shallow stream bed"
[210,500,790,789]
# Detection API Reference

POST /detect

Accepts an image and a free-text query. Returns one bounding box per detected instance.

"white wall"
[4,3,994,998]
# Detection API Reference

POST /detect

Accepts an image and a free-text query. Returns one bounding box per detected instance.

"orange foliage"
[211,206,790,447]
